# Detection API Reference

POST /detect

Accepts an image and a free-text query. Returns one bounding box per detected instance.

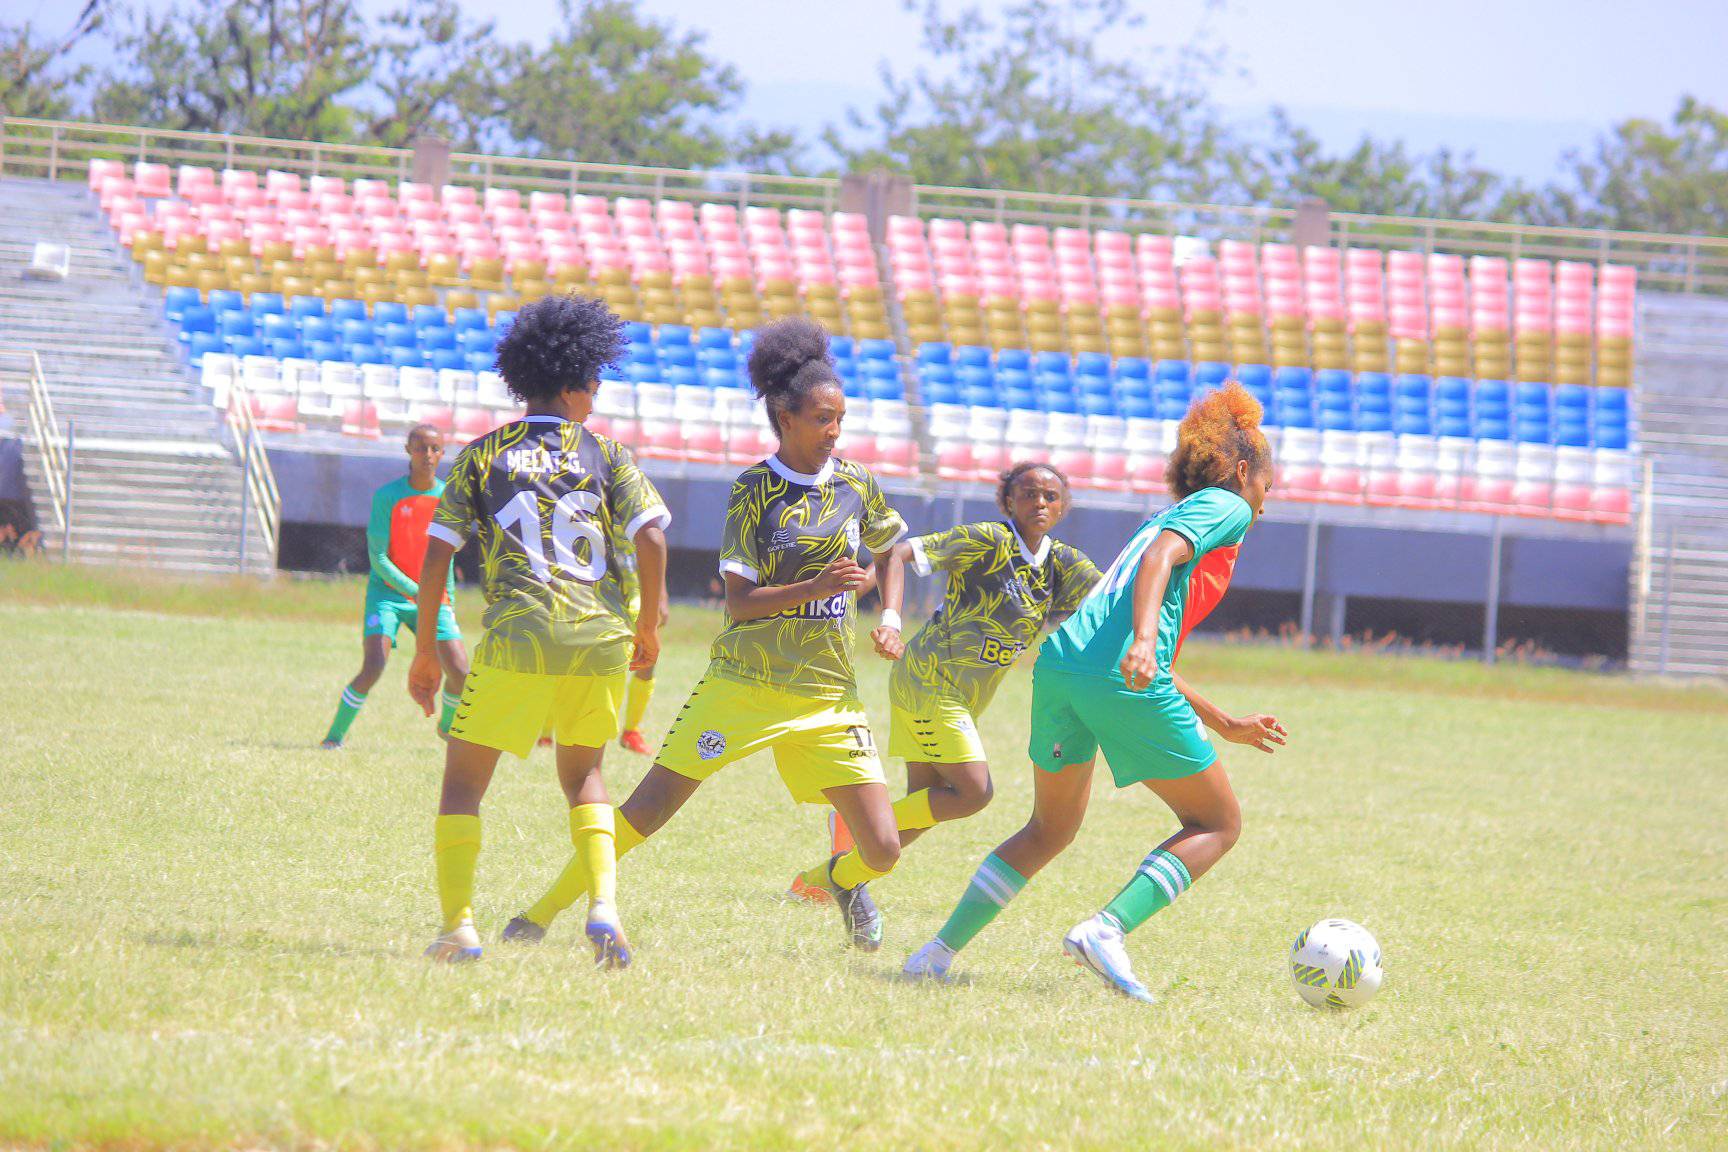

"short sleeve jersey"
[709,455,907,701]
[891,521,1100,716]
[428,416,670,676]
[366,475,454,603]
[1038,487,1253,690]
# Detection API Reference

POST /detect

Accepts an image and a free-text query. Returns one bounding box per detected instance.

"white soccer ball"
[1290,918,1383,1010]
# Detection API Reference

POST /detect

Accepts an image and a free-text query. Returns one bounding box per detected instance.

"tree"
[360,0,502,149]
[1545,96,1728,235]
[0,2,103,119]
[824,0,1244,204]
[1250,110,1537,221]
[485,0,778,170]
[91,0,373,142]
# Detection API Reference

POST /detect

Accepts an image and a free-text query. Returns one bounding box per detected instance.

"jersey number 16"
[496,490,607,582]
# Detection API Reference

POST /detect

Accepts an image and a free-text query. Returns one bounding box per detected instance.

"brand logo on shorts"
[844,517,860,551]
[697,730,727,760]
[846,725,876,759]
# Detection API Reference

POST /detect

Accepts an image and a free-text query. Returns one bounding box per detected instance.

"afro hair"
[1167,380,1273,500]
[746,317,840,434]
[492,294,626,406]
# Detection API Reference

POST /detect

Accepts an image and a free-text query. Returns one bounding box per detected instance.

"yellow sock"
[623,673,655,731]
[524,808,647,927]
[831,849,889,890]
[893,788,938,831]
[434,814,482,932]
[572,804,617,913]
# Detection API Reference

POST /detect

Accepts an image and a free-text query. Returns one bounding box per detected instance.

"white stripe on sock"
[342,688,366,707]
[1146,850,1191,893]
[970,865,1015,907]
[1138,863,1178,902]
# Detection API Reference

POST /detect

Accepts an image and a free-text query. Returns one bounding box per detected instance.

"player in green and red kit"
[905,382,1288,1001]
[321,424,468,748]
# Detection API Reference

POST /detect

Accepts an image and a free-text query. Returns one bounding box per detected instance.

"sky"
[40,0,1728,183]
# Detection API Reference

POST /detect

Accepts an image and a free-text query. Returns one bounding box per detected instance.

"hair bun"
[747,317,832,397]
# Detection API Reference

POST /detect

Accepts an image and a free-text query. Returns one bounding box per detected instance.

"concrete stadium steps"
[0,178,271,574]
[1629,292,1728,678]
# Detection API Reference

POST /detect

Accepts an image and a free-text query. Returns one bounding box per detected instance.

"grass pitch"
[2,565,1725,1150]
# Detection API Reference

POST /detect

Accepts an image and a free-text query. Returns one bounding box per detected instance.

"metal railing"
[223,374,282,570]
[7,115,1728,294]
[15,349,72,554]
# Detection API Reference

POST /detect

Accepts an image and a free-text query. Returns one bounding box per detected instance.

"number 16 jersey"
[429,416,671,676]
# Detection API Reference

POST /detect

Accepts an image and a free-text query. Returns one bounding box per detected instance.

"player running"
[787,462,1101,903]
[407,295,670,968]
[510,317,910,951]
[321,424,469,748]
[905,381,1288,1001]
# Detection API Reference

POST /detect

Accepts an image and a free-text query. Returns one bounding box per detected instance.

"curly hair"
[746,317,841,435]
[996,460,1072,517]
[1167,380,1273,500]
[492,294,625,406]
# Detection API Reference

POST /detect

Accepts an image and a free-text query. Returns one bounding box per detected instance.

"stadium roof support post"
[1293,197,1331,250]
[842,170,912,247]
[413,135,451,190]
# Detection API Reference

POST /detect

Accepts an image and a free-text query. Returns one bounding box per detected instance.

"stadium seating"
[97,161,1637,522]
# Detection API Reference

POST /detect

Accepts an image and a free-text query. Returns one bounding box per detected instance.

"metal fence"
[7,116,1728,294]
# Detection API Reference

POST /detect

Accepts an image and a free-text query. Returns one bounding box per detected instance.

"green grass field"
[3,564,1726,1150]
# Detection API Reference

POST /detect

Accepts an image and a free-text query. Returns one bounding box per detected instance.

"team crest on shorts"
[844,517,860,551]
[697,730,727,760]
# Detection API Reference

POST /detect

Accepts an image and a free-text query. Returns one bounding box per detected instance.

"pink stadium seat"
[341,401,382,439]
[1125,450,1166,494]
[935,443,974,482]
[684,424,726,465]
[454,407,493,442]
[728,425,774,465]
[134,162,172,198]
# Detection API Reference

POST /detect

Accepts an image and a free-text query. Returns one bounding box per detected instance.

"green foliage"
[1547,96,1728,235]
[0,3,101,118]
[825,0,1243,203]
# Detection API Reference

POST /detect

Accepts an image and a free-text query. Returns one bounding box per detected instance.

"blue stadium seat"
[698,326,733,350]
[660,345,697,369]
[1357,409,1392,434]
[450,308,487,334]
[1115,375,1152,402]
[287,295,325,321]
[309,340,344,364]
[1157,398,1190,420]
[1079,394,1117,417]
[421,328,457,352]
[412,305,446,329]
[1595,424,1630,450]
[627,342,658,366]
[833,358,858,381]
[1318,387,1352,415]
[699,348,738,371]
[1435,376,1471,405]
[1005,388,1042,411]
[374,301,408,327]
[1554,384,1591,415]
[329,299,367,324]
[701,368,734,390]
[1474,379,1510,407]
[1554,421,1591,448]
[1395,374,1432,402]
[1116,356,1152,381]
[1042,391,1078,414]
[1273,366,1313,391]
[841,377,866,399]
[430,349,465,371]
[381,323,417,350]
[626,363,660,385]
[1595,388,1629,414]
[919,363,956,388]
[1120,396,1155,419]
[1515,382,1551,409]
[1358,389,1393,418]
[866,378,904,401]
[340,319,376,346]
[623,321,652,344]
[218,312,255,338]
[664,365,699,388]
[268,338,304,360]
[179,305,216,335]
[916,342,953,366]
[923,381,961,406]
[998,348,1032,373]
[1236,363,1272,391]
[955,345,992,369]
[1034,371,1071,394]
[1319,408,1356,432]
[963,385,1000,408]
[459,329,495,354]
[1316,368,1352,397]
[228,335,266,359]
[858,338,896,361]
[829,335,854,360]
[493,310,517,332]
[1195,361,1231,387]
[1436,415,1472,439]
[187,332,224,362]
[1514,420,1552,444]
[1075,352,1111,379]
[1474,418,1511,440]
[250,292,285,316]
[164,286,201,320]
[261,314,298,342]
[208,289,246,315]
[1077,375,1113,397]
[459,350,492,371]
[957,365,994,391]
[1155,359,1191,384]
[1393,413,1432,436]
[659,325,693,347]
[389,347,425,369]
[997,368,1031,394]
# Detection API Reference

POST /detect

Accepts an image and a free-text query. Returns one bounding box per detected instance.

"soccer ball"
[1289,918,1383,1010]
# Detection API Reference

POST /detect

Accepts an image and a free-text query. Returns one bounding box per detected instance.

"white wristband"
[879,609,902,631]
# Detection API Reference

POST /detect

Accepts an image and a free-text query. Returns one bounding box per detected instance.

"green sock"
[438,690,460,735]
[935,852,1026,952]
[324,685,366,744]
[1101,847,1192,934]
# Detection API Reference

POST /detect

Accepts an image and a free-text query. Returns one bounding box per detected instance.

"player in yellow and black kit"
[406,295,669,968]
[609,522,666,757]
[513,317,911,951]
[788,461,1101,901]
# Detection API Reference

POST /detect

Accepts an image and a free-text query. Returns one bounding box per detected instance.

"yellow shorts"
[448,662,626,759]
[888,695,987,763]
[657,675,886,804]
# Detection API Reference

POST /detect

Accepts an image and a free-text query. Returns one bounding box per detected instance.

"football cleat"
[903,939,956,981]
[500,915,546,944]
[585,901,633,969]
[424,918,483,963]
[788,871,835,905]
[618,729,653,757]
[826,854,883,952]
[1062,915,1154,1003]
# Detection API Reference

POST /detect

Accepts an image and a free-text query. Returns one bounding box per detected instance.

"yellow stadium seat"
[468,258,506,292]
[259,241,295,265]
[385,251,421,275]
[444,290,480,313]
[343,248,379,271]
[487,294,522,319]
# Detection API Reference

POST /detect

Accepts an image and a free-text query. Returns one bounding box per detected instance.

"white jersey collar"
[767,453,835,486]
[1009,523,1053,567]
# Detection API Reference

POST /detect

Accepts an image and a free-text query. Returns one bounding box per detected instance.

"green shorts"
[364,589,461,647]
[1028,662,1217,787]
